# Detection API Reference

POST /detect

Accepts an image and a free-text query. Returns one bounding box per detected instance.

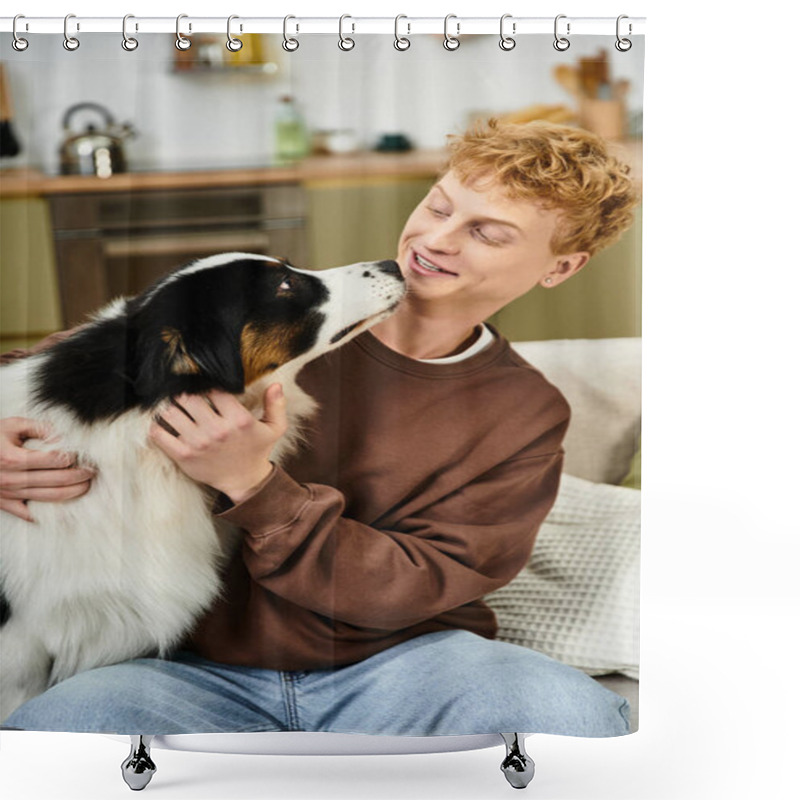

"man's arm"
[218,433,564,631]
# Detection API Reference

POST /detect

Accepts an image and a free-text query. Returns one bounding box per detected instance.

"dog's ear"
[132,323,245,403]
[174,325,245,393]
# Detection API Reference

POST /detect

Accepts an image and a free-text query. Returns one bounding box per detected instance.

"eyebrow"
[433,184,523,233]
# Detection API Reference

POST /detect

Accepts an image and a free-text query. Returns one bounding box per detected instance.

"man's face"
[396,171,582,319]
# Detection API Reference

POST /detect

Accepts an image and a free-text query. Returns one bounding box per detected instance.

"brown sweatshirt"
[186,329,570,670]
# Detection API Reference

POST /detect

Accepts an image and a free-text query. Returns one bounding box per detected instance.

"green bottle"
[275,95,309,164]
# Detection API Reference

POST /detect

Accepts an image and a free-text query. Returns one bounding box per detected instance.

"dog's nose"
[375,260,402,279]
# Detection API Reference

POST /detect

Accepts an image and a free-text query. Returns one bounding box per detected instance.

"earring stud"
[544,277,553,285]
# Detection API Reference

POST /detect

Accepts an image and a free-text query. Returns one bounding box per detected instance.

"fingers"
[1,445,80,472]
[155,391,255,444]
[6,482,92,503]
[158,394,222,435]
[0,465,96,493]
[262,384,288,436]
[0,497,35,523]
[1,416,77,471]
[3,416,53,445]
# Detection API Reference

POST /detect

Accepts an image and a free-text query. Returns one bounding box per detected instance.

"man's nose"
[425,222,460,254]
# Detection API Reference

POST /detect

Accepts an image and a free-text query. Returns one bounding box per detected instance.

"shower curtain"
[0,17,643,750]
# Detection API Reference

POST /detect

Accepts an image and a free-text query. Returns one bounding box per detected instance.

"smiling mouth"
[412,251,458,276]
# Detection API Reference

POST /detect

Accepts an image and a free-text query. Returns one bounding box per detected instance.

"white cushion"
[512,338,641,485]
[486,473,640,679]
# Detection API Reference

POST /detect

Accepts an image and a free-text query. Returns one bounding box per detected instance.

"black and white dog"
[0,253,404,722]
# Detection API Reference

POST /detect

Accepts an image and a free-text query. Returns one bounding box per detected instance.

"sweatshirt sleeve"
[216,437,564,631]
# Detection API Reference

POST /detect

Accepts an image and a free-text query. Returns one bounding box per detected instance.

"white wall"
[1,33,644,173]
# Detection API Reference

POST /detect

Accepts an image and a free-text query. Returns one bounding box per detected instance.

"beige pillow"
[512,338,641,485]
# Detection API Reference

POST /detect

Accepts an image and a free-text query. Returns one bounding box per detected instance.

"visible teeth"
[416,254,445,272]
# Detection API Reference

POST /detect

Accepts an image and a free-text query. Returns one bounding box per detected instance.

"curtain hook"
[394,15,411,51]
[615,15,633,52]
[175,14,191,50]
[338,15,355,51]
[62,13,80,51]
[443,14,460,51]
[553,14,570,51]
[122,14,139,51]
[499,14,516,51]
[282,15,299,51]
[12,14,29,51]
[226,15,243,52]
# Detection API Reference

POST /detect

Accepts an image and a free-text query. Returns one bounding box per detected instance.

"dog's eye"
[278,276,294,293]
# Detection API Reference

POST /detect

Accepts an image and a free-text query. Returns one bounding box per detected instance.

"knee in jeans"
[4,663,148,732]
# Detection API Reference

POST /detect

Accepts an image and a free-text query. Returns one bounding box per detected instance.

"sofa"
[490,337,641,731]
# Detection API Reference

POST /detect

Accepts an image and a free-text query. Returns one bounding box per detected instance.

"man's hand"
[148,385,288,505]
[0,417,96,522]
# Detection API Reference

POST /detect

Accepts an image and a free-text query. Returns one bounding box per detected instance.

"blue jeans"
[3,631,629,737]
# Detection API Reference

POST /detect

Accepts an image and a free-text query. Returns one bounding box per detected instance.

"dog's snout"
[376,260,402,279]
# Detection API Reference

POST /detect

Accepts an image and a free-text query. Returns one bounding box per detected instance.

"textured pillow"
[486,473,640,679]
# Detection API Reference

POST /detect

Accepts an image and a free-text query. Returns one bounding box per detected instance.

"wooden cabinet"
[305,177,433,268]
[0,198,63,350]
[48,184,308,327]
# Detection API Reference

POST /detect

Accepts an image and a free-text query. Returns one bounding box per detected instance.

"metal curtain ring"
[338,15,355,51]
[63,13,80,51]
[443,14,460,51]
[12,14,29,51]
[226,15,243,52]
[122,14,138,51]
[553,14,570,51]
[615,15,633,51]
[175,14,191,50]
[282,15,299,51]
[499,14,516,51]
[394,15,411,51]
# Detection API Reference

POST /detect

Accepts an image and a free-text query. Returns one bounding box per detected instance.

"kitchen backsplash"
[1,33,644,174]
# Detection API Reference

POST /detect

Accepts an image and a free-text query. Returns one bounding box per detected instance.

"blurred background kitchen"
[0,33,643,350]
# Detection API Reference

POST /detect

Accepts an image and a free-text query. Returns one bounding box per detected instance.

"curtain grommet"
[175,14,191,51]
[63,13,80,51]
[122,14,139,51]
[12,14,30,51]
[338,15,355,51]
[443,14,460,51]
[553,14,570,51]
[615,15,633,51]
[282,15,300,52]
[225,15,243,52]
[499,14,516,51]
[394,15,411,51]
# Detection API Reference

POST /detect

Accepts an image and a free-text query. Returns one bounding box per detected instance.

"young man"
[1,120,638,737]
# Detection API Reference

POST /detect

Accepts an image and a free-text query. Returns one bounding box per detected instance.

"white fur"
[0,256,404,723]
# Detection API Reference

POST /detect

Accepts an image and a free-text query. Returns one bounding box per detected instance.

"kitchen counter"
[0,150,449,198]
[0,140,641,198]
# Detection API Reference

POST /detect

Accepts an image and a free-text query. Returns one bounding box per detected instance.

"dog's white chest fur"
[0,362,310,722]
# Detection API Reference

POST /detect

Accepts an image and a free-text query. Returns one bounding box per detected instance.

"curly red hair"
[443,118,639,256]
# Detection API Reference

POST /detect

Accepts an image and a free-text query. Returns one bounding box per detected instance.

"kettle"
[59,102,136,178]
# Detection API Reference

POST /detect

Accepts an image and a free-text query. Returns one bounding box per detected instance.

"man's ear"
[542,252,591,288]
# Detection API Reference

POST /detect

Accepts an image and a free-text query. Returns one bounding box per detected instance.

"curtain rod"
[1,16,645,37]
